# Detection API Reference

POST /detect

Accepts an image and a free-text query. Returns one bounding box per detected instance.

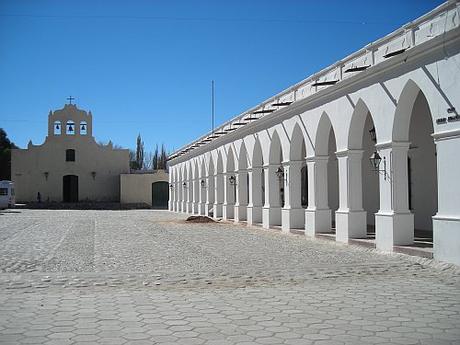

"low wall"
[120,171,169,207]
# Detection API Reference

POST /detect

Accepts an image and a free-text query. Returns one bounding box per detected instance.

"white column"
[305,156,332,236]
[186,177,193,213]
[235,169,248,222]
[433,130,460,265]
[223,172,235,220]
[282,160,305,232]
[205,175,214,217]
[181,182,187,213]
[247,166,263,225]
[168,174,173,211]
[213,173,223,218]
[198,177,206,215]
[262,164,282,229]
[192,178,199,214]
[375,142,414,251]
[335,150,367,242]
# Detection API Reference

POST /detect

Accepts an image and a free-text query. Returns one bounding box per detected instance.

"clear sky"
[0,0,443,153]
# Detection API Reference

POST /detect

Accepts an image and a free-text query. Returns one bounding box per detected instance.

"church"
[11,102,168,205]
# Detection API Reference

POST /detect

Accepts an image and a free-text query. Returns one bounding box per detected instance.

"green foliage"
[0,128,18,180]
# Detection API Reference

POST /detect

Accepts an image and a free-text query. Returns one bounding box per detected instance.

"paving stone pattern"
[0,209,459,345]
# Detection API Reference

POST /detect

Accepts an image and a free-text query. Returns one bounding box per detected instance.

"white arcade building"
[168,2,460,266]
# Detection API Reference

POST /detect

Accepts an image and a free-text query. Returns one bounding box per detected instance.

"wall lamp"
[228,175,236,185]
[183,182,187,188]
[91,171,97,180]
[275,166,287,183]
[369,126,377,143]
[44,172,49,181]
[200,179,206,188]
[369,151,391,181]
[169,184,174,190]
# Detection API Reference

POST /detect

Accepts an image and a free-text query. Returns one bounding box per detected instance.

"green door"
[152,181,169,209]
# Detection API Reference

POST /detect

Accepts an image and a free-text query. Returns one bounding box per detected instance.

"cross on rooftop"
[67,96,75,104]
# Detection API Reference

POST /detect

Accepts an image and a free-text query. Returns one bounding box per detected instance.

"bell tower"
[47,102,93,139]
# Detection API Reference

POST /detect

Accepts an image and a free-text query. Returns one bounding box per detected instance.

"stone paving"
[0,209,459,345]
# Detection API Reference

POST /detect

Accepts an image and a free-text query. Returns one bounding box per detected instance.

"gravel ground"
[0,209,459,345]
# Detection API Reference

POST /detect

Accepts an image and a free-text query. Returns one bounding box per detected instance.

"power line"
[0,13,399,26]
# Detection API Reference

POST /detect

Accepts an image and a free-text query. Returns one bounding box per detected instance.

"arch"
[269,130,283,165]
[315,112,336,156]
[216,150,224,174]
[238,142,249,170]
[251,136,264,168]
[348,99,378,149]
[54,121,61,135]
[226,146,235,173]
[289,123,307,161]
[80,121,88,135]
[66,121,75,135]
[393,79,435,142]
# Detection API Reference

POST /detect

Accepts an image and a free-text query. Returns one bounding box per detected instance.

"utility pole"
[211,80,215,133]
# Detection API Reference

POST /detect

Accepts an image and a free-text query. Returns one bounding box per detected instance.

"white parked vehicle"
[0,181,15,209]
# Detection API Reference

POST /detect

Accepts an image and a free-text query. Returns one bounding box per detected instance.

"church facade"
[12,104,130,202]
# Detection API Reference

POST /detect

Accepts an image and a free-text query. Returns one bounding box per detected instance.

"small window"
[54,121,61,135]
[66,149,75,162]
[0,188,8,196]
[66,121,75,135]
[80,121,87,135]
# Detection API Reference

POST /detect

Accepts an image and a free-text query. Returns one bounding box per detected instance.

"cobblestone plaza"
[0,209,459,345]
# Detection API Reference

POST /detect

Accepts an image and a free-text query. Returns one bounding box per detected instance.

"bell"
[68,125,74,132]
[55,124,60,130]
[81,124,86,130]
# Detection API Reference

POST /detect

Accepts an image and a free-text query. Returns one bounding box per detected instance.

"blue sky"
[0,0,443,153]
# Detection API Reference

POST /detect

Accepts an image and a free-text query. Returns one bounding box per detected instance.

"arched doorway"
[63,175,78,202]
[152,181,169,209]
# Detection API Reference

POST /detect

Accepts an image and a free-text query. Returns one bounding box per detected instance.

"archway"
[347,99,379,240]
[312,113,338,235]
[63,175,78,202]
[152,181,169,209]
[235,143,249,222]
[263,131,283,228]
[224,146,236,219]
[199,158,206,215]
[284,124,307,232]
[206,156,215,216]
[248,137,264,225]
[214,151,224,218]
[393,81,437,247]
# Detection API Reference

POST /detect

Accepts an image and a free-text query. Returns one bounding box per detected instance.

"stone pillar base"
[305,208,332,236]
[263,206,281,229]
[247,206,262,225]
[181,202,187,213]
[222,203,234,220]
[186,202,193,213]
[234,205,247,222]
[192,203,198,214]
[213,203,223,219]
[375,211,414,251]
[433,216,460,265]
[282,208,305,233]
[335,210,367,243]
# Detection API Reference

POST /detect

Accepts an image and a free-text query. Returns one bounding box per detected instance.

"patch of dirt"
[186,215,216,223]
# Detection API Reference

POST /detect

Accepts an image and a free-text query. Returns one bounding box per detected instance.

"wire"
[0,13,400,26]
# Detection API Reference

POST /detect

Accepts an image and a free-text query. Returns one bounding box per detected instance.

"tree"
[131,134,145,170]
[152,144,159,171]
[0,128,18,180]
